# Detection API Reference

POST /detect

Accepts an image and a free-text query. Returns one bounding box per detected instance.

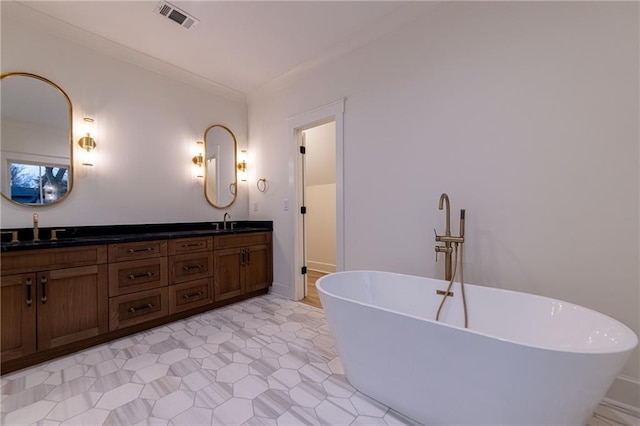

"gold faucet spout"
[33,213,39,242]
[438,193,451,236]
[436,193,452,281]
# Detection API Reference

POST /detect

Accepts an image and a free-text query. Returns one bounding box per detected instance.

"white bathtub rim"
[316,270,639,355]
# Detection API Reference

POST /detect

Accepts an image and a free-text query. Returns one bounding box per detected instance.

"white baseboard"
[268,281,296,300]
[307,261,336,274]
[605,375,640,413]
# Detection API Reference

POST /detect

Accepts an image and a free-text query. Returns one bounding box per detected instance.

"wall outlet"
[283,199,289,211]
[254,202,259,212]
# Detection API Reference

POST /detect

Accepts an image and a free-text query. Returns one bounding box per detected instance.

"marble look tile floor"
[0,294,636,426]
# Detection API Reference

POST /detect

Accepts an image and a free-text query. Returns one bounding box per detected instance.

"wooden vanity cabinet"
[244,243,272,293]
[0,246,108,361]
[213,232,272,301]
[1,273,36,361]
[107,240,168,330]
[168,237,214,314]
[214,247,244,300]
[37,265,108,350]
[169,252,213,284]
[108,240,167,262]
[109,287,168,330]
[1,229,272,373]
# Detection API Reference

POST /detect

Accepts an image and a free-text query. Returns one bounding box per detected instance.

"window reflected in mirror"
[9,162,69,204]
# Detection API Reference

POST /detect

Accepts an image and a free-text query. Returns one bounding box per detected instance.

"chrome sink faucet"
[223,212,231,230]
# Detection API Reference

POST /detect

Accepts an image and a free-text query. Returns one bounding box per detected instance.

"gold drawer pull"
[241,249,251,265]
[40,275,47,304]
[25,277,33,306]
[128,272,154,280]
[183,291,204,299]
[127,247,153,254]
[182,264,203,271]
[128,303,154,313]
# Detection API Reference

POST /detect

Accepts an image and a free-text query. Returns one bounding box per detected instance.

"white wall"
[248,2,639,406]
[1,5,249,228]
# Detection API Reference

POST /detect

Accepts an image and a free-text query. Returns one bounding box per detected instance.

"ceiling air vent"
[155,1,199,29]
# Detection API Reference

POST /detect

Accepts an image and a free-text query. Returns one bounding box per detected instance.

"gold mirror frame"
[1,72,74,207]
[204,124,237,209]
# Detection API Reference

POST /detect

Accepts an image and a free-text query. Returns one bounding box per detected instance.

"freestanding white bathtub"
[316,270,638,425]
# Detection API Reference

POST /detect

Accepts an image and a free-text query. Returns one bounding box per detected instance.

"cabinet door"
[244,244,273,292]
[1,273,37,361]
[37,265,108,350]
[214,248,244,301]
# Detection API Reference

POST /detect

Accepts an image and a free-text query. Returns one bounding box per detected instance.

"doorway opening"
[300,123,336,308]
[286,99,344,304]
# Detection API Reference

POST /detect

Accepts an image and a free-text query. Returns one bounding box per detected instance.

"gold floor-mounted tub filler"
[434,193,468,328]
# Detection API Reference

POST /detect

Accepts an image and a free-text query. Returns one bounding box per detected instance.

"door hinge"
[301,266,307,275]
[300,146,306,154]
[300,206,307,214]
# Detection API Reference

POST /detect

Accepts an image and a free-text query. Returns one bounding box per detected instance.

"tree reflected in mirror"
[9,162,68,204]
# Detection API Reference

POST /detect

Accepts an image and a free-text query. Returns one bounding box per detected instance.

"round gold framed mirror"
[1,72,73,206]
[204,124,237,208]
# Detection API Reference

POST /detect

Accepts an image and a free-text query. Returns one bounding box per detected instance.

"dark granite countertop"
[1,221,272,252]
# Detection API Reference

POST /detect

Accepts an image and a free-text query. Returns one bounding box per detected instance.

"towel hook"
[257,178,268,193]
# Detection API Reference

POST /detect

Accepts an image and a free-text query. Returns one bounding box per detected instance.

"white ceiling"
[10,1,442,96]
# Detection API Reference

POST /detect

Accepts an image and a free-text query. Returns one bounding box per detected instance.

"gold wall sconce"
[192,141,204,178]
[78,117,97,166]
[237,149,247,182]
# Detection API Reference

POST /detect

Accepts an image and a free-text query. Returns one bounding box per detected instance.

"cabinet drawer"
[1,245,108,275]
[169,278,213,315]
[108,258,168,296]
[168,237,213,255]
[108,240,167,262]
[169,252,214,284]
[213,232,271,250]
[109,288,168,331]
